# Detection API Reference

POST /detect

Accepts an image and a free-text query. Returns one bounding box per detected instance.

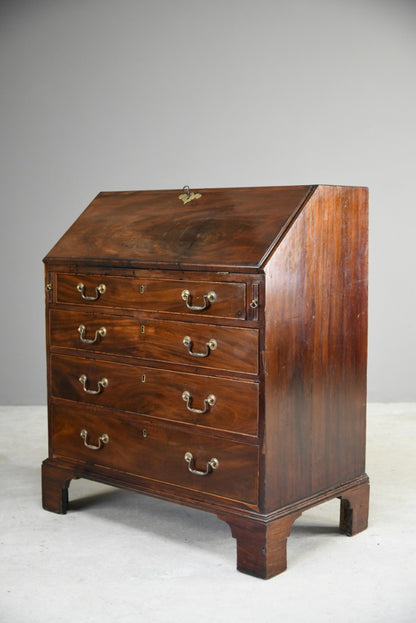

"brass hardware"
[45,283,53,291]
[182,390,216,414]
[141,374,146,383]
[77,324,107,344]
[80,429,109,450]
[78,374,108,395]
[140,324,145,334]
[139,284,145,294]
[181,289,216,311]
[142,429,147,438]
[182,336,217,358]
[184,452,219,476]
[249,284,260,320]
[76,282,106,301]
[179,185,202,205]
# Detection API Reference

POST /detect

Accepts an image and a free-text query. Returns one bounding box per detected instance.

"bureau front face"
[45,267,264,512]
[42,185,369,579]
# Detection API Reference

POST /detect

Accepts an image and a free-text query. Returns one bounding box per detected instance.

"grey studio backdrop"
[1,0,415,404]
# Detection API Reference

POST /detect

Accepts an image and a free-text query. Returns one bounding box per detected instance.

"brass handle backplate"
[182,336,217,358]
[178,185,202,204]
[78,374,108,395]
[181,289,216,311]
[78,324,107,344]
[76,282,106,301]
[80,429,109,450]
[182,390,216,414]
[184,452,219,476]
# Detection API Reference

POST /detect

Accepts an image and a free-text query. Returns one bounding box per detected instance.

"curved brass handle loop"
[182,390,216,414]
[76,282,106,301]
[80,429,109,450]
[78,374,108,395]
[181,289,216,311]
[77,324,107,344]
[184,452,219,476]
[182,336,217,358]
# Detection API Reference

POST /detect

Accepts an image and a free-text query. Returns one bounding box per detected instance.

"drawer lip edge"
[43,258,265,274]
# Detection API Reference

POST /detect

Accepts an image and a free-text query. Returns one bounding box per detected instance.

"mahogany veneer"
[42,184,369,578]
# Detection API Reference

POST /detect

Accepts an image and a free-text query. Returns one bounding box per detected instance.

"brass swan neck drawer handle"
[80,429,109,450]
[182,390,216,414]
[182,336,217,358]
[184,452,219,476]
[78,324,107,344]
[181,289,216,311]
[76,282,106,301]
[78,374,108,394]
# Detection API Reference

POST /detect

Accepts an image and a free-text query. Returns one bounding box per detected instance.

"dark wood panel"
[56,273,247,319]
[44,186,314,271]
[49,309,259,374]
[43,184,369,579]
[51,403,259,504]
[50,354,259,437]
[262,185,368,510]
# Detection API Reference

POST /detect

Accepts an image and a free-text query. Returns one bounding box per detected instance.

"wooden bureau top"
[44,185,321,272]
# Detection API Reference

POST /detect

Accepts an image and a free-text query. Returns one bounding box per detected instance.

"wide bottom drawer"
[51,403,259,505]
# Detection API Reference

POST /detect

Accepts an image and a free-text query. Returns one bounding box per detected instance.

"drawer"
[56,273,247,319]
[50,309,259,374]
[51,403,259,505]
[51,354,259,437]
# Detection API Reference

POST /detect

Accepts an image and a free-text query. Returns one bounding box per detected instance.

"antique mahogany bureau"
[42,184,369,579]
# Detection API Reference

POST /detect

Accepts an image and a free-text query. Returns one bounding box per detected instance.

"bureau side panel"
[262,186,368,511]
[44,267,55,457]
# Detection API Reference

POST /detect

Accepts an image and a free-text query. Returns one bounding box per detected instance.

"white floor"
[1,404,415,623]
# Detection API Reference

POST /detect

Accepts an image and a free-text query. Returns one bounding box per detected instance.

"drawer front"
[50,309,259,374]
[51,403,259,505]
[56,273,247,319]
[51,354,259,436]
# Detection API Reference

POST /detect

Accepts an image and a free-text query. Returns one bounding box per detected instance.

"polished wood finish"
[218,477,369,579]
[50,402,259,504]
[50,309,259,374]
[43,185,369,578]
[45,186,314,271]
[56,273,247,319]
[219,512,301,579]
[262,185,368,511]
[50,353,259,436]
[339,480,370,536]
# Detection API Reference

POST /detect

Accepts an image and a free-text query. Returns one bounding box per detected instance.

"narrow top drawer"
[55,273,247,319]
